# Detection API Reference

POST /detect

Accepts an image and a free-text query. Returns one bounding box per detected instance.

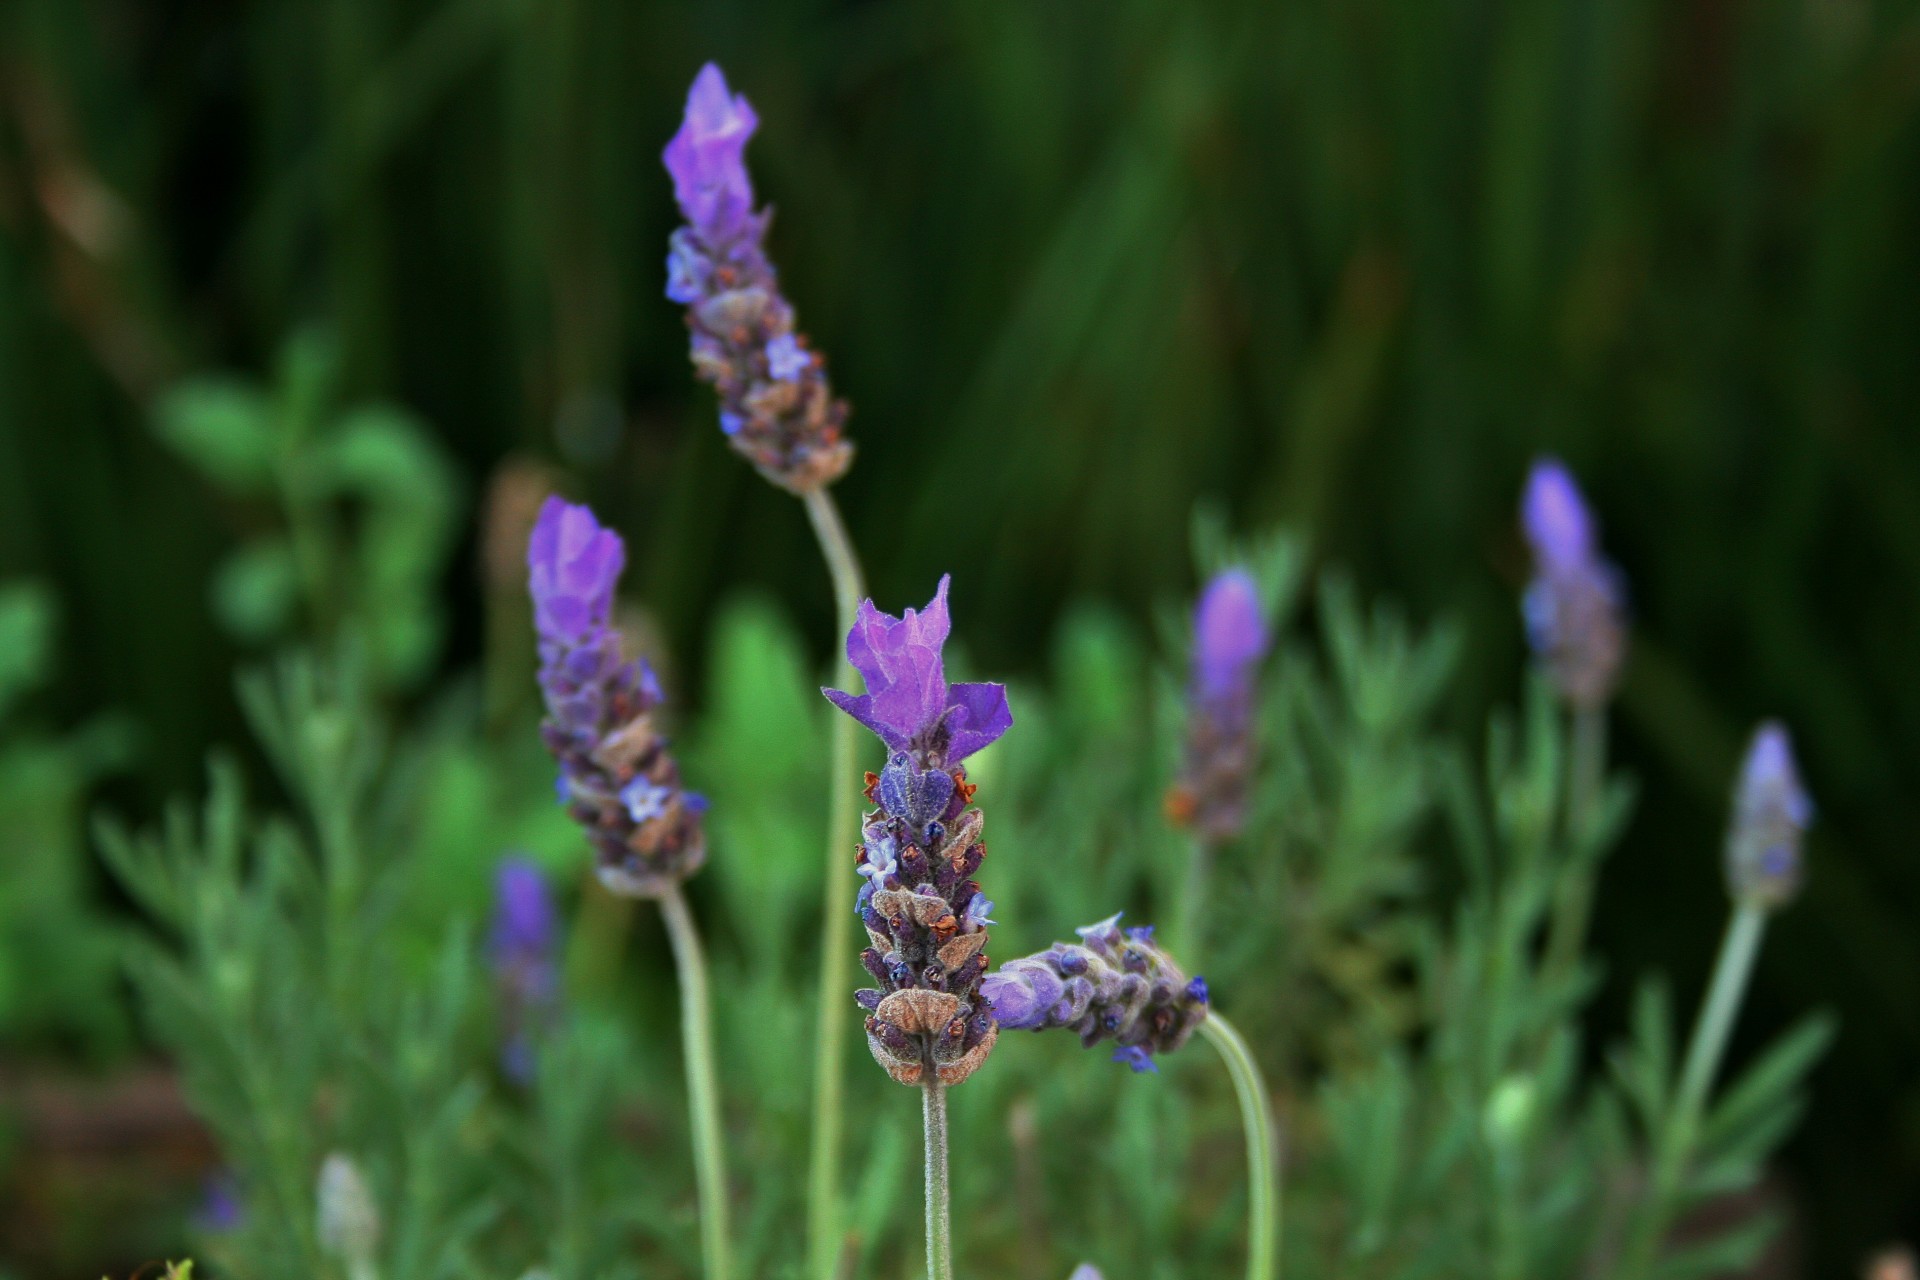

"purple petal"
[822,687,909,752]
[527,497,625,646]
[662,63,759,241]
[1521,458,1596,574]
[1193,569,1269,703]
[945,680,1012,762]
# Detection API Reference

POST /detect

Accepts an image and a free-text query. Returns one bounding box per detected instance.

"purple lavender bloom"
[981,914,1209,1073]
[193,1170,245,1235]
[662,63,853,492]
[491,857,560,1083]
[1726,721,1813,908]
[829,576,1007,1087]
[823,575,1012,767]
[1169,567,1271,842]
[1520,459,1627,710]
[530,497,706,895]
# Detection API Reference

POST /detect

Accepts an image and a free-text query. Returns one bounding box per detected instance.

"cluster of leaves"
[101,521,1828,1278]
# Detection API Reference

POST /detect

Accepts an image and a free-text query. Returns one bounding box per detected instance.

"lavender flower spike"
[1168,567,1271,841]
[1726,721,1813,909]
[1520,458,1627,709]
[530,497,707,896]
[663,63,853,493]
[491,857,561,1083]
[982,915,1210,1073]
[825,576,1009,1086]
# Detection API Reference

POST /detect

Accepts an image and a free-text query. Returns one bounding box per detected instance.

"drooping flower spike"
[529,497,707,896]
[1725,721,1813,909]
[1520,459,1627,709]
[1167,567,1271,841]
[823,576,1010,1086]
[663,63,853,493]
[490,857,560,1083]
[981,915,1210,1073]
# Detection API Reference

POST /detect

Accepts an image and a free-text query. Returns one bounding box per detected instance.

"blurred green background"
[1,0,1917,1273]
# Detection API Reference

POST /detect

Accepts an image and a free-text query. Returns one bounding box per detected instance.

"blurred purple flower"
[1726,721,1813,908]
[491,857,560,1084]
[193,1170,245,1235]
[823,575,1011,766]
[529,498,706,896]
[662,63,760,246]
[1170,566,1270,843]
[1520,458,1627,709]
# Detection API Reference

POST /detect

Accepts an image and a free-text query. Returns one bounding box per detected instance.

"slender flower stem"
[1617,902,1769,1278]
[659,883,734,1280]
[802,486,868,1280]
[1175,833,1218,972]
[922,1081,955,1280]
[1542,705,1608,985]
[1200,1014,1280,1280]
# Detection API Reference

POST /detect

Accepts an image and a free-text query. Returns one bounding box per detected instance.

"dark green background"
[2,0,1916,1271]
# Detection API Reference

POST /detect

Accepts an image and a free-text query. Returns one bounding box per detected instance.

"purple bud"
[823,575,1011,765]
[527,497,624,647]
[490,856,560,1083]
[983,962,1063,1030]
[1112,1045,1158,1073]
[1521,458,1596,575]
[662,63,759,245]
[1726,721,1813,908]
[1518,457,1627,709]
[766,332,808,380]
[1192,568,1270,708]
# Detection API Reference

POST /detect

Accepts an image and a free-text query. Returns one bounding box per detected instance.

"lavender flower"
[1520,459,1627,709]
[663,63,852,493]
[193,1170,245,1235]
[529,497,706,896]
[491,857,560,1083]
[1167,568,1271,841]
[823,576,1010,1087]
[1725,721,1813,908]
[982,915,1209,1073]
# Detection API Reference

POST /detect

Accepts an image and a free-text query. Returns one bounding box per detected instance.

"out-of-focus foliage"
[2,0,1914,1266]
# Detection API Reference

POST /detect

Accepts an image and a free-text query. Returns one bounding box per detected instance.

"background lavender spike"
[1520,459,1627,710]
[824,577,1010,1086]
[663,63,853,493]
[490,856,560,1083]
[981,915,1210,1073]
[529,497,706,895]
[1726,721,1813,909]
[1168,567,1271,842]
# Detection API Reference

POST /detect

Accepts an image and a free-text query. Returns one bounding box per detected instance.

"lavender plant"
[823,575,1010,1280]
[660,65,869,1278]
[527,495,731,1280]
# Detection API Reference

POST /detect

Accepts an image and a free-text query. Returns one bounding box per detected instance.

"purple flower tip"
[527,496,625,646]
[1193,568,1270,702]
[491,858,556,958]
[982,965,1061,1030]
[822,574,1011,763]
[767,333,808,380]
[1187,976,1209,1004]
[1521,457,1595,573]
[1113,1044,1158,1073]
[1740,721,1812,828]
[663,63,759,243]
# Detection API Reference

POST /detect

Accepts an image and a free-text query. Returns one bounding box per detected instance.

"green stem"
[1542,705,1608,985]
[1200,1014,1280,1280]
[802,486,868,1280]
[1617,902,1768,1277]
[923,1081,955,1280]
[659,883,733,1280]
[1175,832,1217,973]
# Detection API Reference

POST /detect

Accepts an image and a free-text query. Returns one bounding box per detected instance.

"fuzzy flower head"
[825,575,1012,768]
[491,857,560,1083]
[1168,566,1271,842]
[981,914,1209,1073]
[661,63,851,491]
[1520,458,1627,709]
[1726,721,1813,909]
[529,498,706,896]
[835,575,1006,1088]
[663,63,760,246]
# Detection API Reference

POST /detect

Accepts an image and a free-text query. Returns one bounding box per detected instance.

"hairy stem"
[1618,902,1768,1277]
[803,486,867,1280]
[1201,1014,1281,1280]
[923,1081,955,1280]
[660,883,734,1280]
[1542,705,1608,985]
